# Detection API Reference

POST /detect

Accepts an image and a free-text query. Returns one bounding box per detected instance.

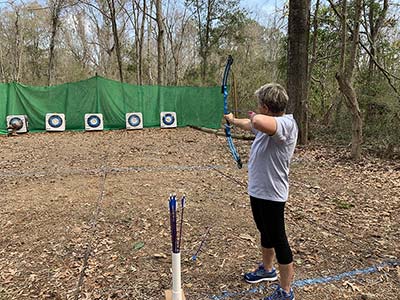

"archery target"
[85,113,103,131]
[160,112,177,128]
[6,115,28,133]
[46,113,65,131]
[126,112,143,130]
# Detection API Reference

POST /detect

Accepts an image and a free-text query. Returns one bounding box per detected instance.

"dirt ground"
[0,127,399,300]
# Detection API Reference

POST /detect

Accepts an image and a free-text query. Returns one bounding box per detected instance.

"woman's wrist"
[248,111,256,121]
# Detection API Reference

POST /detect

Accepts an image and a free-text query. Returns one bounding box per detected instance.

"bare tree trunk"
[367,0,388,79]
[200,0,212,84]
[336,0,363,159]
[155,0,164,85]
[12,9,22,82]
[193,0,211,84]
[107,0,124,82]
[287,0,310,144]
[335,74,363,158]
[322,93,341,126]
[48,0,63,86]
[138,0,146,85]
[130,0,146,84]
[307,0,320,88]
[132,0,140,84]
[0,45,5,81]
[147,0,154,84]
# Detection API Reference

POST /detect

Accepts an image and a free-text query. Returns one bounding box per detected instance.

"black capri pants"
[250,195,293,265]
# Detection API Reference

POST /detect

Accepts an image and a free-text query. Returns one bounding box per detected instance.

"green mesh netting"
[0,76,223,134]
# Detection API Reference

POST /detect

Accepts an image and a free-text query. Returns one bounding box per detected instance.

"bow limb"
[222,55,242,169]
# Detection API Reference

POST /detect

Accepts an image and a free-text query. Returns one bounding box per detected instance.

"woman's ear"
[260,104,269,114]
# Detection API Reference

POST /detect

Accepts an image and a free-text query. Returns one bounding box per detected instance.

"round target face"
[9,117,23,130]
[87,115,101,128]
[128,114,141,127]
[162,113,175,126]
[48,115,63,128]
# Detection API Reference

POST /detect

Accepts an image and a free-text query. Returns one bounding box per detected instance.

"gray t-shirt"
[248,114,298,202]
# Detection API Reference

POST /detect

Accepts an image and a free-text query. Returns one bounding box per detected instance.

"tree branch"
[327,0,400,98]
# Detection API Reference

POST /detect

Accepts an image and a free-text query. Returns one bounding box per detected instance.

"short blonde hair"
[255,83,288,113]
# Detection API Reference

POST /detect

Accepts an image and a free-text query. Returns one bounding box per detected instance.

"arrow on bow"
[222,55,242,169]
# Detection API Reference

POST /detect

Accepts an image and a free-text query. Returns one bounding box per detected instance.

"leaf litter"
[0,128,398,300]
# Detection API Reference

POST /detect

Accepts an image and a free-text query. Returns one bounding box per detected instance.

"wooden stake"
[232,71,238,117]
[165,289,186,300]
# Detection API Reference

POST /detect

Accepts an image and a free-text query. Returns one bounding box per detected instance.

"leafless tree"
[128,0,147,84]
[155,0,165,85]
[47,0,65,85]
[8,6,23,81]
[335,0,363,159]
[164,0,194,85]
[364,0,389,78]
[106,0,124,82]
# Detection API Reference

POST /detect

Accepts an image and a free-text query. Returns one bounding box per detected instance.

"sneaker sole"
[245,276,278,284]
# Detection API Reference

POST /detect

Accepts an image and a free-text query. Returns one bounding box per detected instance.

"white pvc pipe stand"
[172,252,182,300]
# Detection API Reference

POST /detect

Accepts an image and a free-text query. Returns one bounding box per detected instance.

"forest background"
[0,0,399,158]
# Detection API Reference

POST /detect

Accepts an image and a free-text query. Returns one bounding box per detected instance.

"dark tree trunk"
[138,0,146,85]
[48,0,63,86]
[156,0,165,85]
[287,0,311,145]
[13,9,21,82]
[107,0,124,82]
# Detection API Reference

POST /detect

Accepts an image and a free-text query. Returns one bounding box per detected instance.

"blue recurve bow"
[222,55,242,169]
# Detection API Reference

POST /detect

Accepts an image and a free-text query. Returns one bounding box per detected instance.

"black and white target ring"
[9,117,24,130]
[87,115,101,128]
[128,114,141,127]
[162,113,175,126]
[48,115,63,128]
